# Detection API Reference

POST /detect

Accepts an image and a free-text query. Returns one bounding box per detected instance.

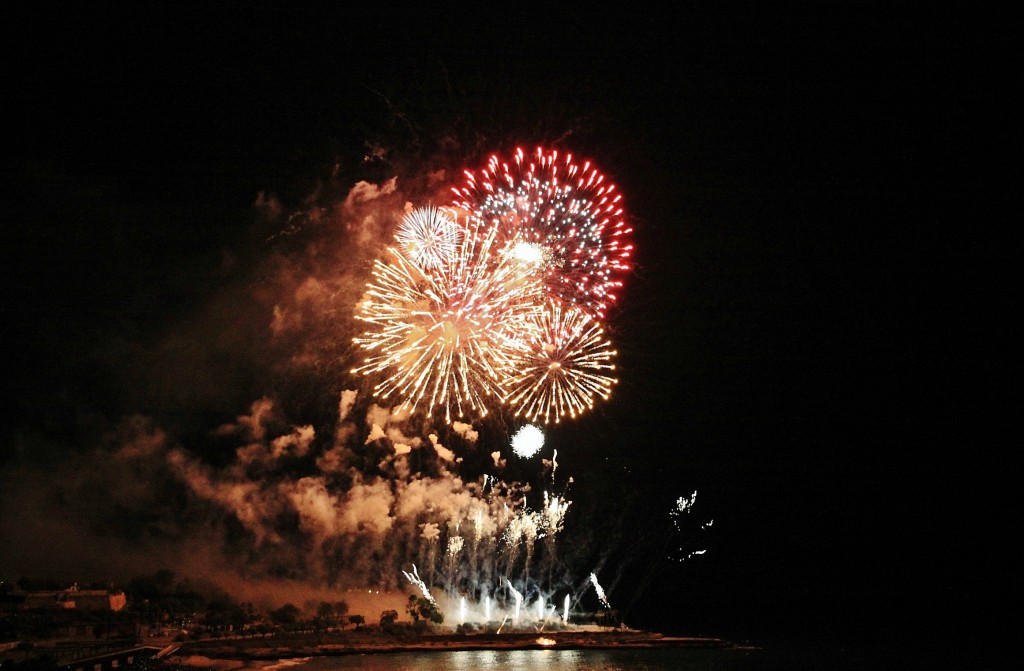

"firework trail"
[503,302,618,424]
[451,146,633,319]
[506,579,524,624]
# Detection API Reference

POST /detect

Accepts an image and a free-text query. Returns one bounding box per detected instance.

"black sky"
[2,2,1011,664]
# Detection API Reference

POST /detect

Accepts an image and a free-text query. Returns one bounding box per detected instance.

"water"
[251,647,763,671]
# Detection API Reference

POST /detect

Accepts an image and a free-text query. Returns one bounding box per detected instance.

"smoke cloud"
[0,169,586,612]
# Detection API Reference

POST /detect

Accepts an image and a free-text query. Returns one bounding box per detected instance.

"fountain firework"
[590,572,612,610]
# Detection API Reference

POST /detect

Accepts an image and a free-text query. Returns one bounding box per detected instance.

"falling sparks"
[446,535,464,557]
[670,490,712,563]
[541,491,571,538]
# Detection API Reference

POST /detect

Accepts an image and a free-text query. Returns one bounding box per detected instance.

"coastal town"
[1,572,738,669]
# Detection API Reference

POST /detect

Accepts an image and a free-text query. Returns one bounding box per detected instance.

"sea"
[240,647,767,671]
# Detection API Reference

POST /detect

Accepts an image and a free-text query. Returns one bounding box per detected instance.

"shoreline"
[166,628,748,666]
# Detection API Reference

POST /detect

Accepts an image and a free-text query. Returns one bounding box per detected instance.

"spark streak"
[503,302,617,424]
[402,564,439,609]
[590,572,611,609]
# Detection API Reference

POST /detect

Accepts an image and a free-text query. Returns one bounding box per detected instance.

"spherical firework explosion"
[510,424,545,458]
[352,146,632,426]
[503,302,617,425]
[352,220,544,423]
[451,146,633,319]
[395,205,460,270]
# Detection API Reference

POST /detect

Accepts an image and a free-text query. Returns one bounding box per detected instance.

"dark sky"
[1,2,1010,663]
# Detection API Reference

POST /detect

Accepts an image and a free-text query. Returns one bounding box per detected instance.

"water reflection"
[272,646,759,671]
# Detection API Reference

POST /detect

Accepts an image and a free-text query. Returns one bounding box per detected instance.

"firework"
[503,302,618,424]
[402,564,439,609]
[446,535,465,556]
[589,572,611,609]
[395,205,460,270]
[352,146,631,427]
[352,220,544,422]
[540,491,570,538]
[510,424,544,458]
[451,146,633,318]
[506,579,524,624]
[669,490,712,563]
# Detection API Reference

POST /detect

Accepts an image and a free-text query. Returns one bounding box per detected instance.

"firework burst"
[350,146,631,426]
[351,219,544,423]
[503,302,618,425]
[451,146,633,319]
[395,205,460,270]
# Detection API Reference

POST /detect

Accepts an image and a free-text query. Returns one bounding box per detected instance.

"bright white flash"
[511,424,544,458]
[512,241,545,264]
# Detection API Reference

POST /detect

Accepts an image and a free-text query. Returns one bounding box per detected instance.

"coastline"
[164,628,746,667]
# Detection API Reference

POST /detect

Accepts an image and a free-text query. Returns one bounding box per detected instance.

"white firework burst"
[395,205,460,270]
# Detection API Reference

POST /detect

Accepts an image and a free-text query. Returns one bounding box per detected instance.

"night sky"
[1,3,1009,664]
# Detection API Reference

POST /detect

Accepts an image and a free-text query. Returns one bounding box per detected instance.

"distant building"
[20,585,127,612]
